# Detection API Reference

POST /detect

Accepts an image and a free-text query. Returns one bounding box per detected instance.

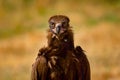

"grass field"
[0,0,120,80]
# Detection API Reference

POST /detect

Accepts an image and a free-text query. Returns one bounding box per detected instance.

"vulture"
[31,15,90,80]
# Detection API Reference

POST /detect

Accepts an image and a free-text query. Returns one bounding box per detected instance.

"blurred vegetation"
[0,0,120,80]
[0,0,120,36]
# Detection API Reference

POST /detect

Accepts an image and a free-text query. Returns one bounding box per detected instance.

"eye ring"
[62,21,66,24]
[51,22,54,26]
[62,21,68,28]
[49,22,55,29]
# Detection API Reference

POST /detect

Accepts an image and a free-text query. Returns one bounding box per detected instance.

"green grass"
[0,24,46,39]
[0,26,26,39]
[101,13,120,23]
[85,12,120,27]
[85,17,99,26]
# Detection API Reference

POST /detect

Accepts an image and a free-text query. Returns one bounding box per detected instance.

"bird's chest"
[48,51,78,80]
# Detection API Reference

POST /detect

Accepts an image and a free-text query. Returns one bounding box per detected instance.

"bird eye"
[62,22,67,28]
[49,22,55,29]
[50,22,54,25]
[62,22,66,25]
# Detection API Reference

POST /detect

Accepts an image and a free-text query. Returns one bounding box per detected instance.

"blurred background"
[0,0,120,80]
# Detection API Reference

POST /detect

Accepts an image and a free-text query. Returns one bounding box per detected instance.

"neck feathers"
[47,29,74,50]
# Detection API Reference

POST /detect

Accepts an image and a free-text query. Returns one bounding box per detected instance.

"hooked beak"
[55,23,61,34]
[56,26,60,34]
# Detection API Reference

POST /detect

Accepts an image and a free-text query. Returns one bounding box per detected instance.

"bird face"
[48,15,70,35]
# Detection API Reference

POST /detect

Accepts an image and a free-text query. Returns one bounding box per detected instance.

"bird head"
[48,15,70,35]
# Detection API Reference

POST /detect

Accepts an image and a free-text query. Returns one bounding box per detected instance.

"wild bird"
[31,15,91,80]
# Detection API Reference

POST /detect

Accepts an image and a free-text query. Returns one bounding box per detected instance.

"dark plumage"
[31,15,90,80]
